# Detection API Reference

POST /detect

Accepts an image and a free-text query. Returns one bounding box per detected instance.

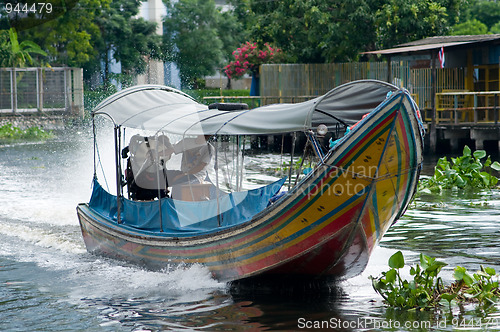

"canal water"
[1,128,500,331]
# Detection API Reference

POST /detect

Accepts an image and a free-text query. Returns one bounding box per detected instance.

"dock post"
[429,50,437,153]
[475,139,484,150]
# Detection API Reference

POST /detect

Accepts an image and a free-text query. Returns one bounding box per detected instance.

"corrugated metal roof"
[363,34,500,55]
[399,34,500,46]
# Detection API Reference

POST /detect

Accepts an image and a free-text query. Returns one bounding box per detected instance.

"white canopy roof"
[92,81,398,136]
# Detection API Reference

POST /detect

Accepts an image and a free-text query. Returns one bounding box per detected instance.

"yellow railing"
[435,91,500,124]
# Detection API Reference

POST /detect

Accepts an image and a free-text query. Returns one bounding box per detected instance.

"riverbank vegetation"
[370,251,500,311]
[0,123,53,141]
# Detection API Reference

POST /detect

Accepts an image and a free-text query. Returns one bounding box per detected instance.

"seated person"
[165,135,214,186]
[123,134,172,200]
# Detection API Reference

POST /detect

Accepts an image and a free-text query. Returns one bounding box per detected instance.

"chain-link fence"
[0,67,83,117]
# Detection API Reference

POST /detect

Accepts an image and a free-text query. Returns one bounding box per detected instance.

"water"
[1,129,500,331]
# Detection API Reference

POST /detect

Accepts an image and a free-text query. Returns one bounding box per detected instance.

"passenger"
[165,135,214,186]
[123,134,172,200]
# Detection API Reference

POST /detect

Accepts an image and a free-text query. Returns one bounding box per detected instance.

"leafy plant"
[419,146,500,194]
[0,123,53,140]
[370,251,447,309]
[453,265,500,307]
[0,28,47,67]
[371,251,500,311]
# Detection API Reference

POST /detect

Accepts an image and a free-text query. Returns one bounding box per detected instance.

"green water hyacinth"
[453,265,500,307]
[370,251,447,309]
[371,251,500,311]
[419,146,500,194]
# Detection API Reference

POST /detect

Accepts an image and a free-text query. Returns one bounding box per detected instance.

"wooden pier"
[428,91,500,153]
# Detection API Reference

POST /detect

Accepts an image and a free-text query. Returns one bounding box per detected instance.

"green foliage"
[370,251,447,309]
[451,19,488,35]
[0,28,47,67]
[230,0,461,63]
[458,0,500,30]
[20,0,161,78]
[374,0,454,49]
[95,0,162,77]
[6,0,495,82]
[163,0,225,88]
[231,0,378,63]
[490,21,500,34]
[20,0,107,68]
[418,146,500,194]
[371,251,500,310]
[23,0,106,70]
[454,265,500,307]
[0,123,53,140]
[451,0,500,35]
[216,9,247,64]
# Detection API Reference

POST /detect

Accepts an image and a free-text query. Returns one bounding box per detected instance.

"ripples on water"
[1,131,500,331]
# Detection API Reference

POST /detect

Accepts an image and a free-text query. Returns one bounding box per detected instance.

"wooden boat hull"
[77,90,423,282]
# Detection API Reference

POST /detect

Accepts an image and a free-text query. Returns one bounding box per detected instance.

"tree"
[163,0,224,88]
[214,9,247,88]
[0,28,47,67]
[450,0,500,35]
[233,0,337,63]
[20,0,107,69]
[451,19,488,35]
[490,21,500,34]
[216,9,247,62]
[464,0,500,31]
[94,0,162,81]
[374,0,458,49]
[231,0,462,63]
[19,0,161,82]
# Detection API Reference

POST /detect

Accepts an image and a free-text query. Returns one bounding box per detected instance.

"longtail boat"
[77,80,424,282]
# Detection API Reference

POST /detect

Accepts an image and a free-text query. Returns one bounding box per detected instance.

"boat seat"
[172,183,212,201]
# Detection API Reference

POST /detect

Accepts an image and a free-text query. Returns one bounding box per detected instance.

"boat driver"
[164,135,214,186]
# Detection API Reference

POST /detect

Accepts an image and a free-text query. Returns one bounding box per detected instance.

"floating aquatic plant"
[370,251,500,311]
[370,251,447,309]
[418,145,500,194]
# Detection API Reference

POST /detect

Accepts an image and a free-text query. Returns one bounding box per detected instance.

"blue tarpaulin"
[88,177,286,236]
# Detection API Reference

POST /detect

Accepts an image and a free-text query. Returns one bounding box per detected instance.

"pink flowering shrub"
[224,42,283,79]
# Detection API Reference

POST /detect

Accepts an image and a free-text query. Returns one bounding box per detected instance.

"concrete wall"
[205,75,252,90]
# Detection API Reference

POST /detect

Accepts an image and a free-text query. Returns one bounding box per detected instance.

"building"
[364,34,500,153]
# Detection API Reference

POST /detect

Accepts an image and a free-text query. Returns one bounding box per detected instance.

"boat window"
[121,132,250,201]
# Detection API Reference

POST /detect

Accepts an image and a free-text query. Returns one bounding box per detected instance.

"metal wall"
[410,67,465,112]
[0,67,84,116]
[260,62,467,111]
[260,62,411,103]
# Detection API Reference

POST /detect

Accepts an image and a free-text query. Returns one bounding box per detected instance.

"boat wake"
[0,218,225,301]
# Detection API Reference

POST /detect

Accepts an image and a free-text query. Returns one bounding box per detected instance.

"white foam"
[0,220,224,304]
[66,260,225,303]
[0,221,86,254]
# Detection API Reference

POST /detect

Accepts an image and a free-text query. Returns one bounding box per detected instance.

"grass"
[0,123,54,141]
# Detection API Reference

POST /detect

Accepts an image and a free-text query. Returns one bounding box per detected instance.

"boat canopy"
[92,80,399,136]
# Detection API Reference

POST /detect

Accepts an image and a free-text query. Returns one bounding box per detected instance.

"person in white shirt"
[165,135,214,185]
